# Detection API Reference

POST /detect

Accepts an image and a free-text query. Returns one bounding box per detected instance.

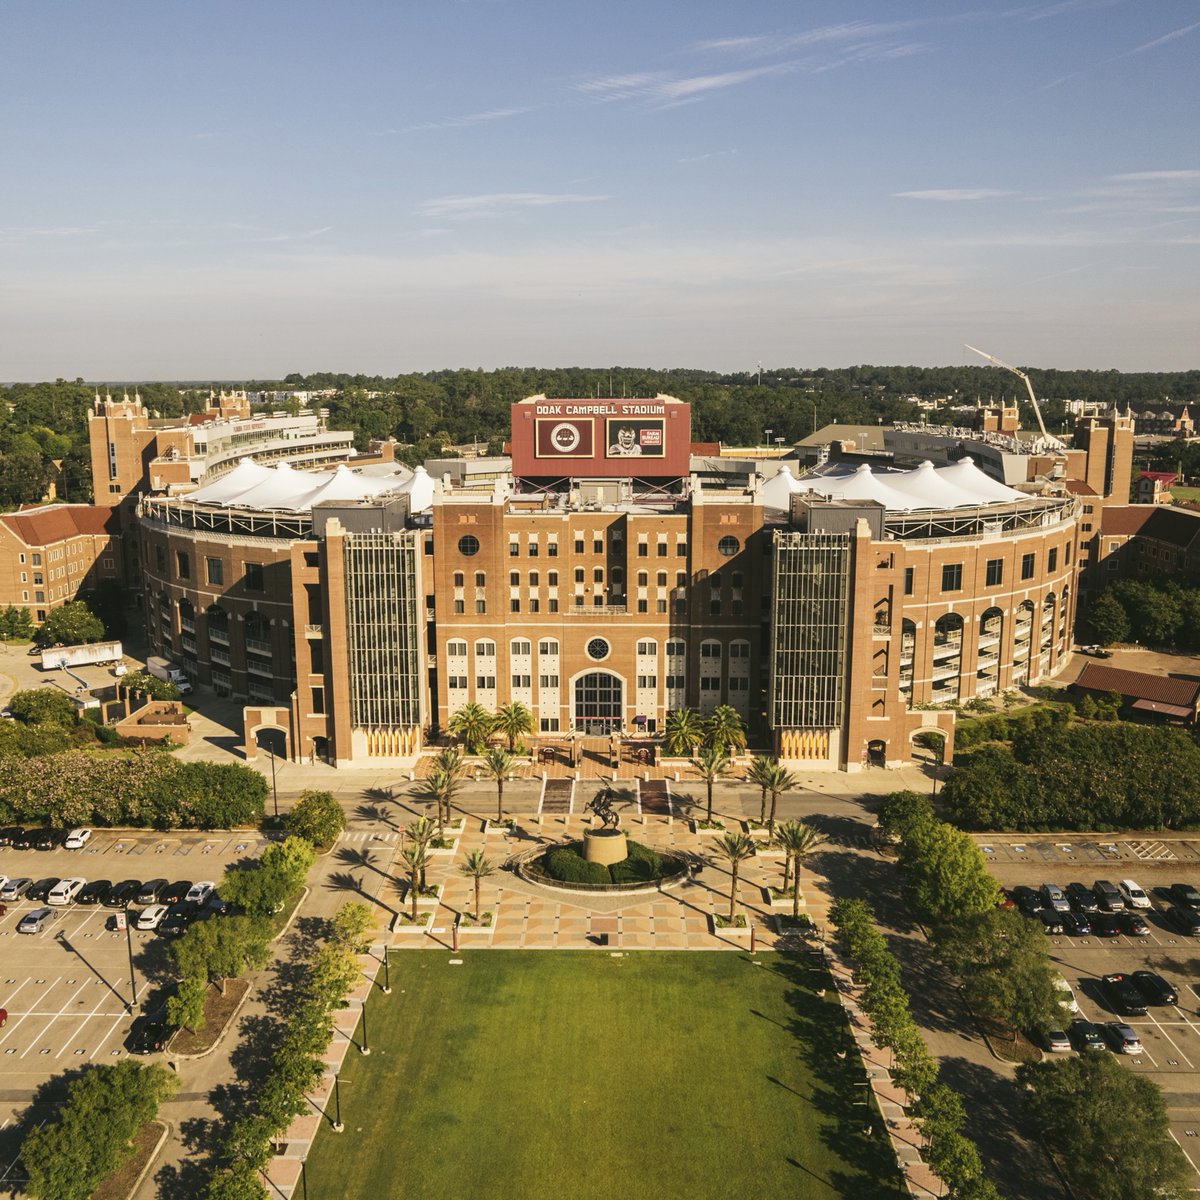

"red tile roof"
[1138,471,1178,483]
[0,505,117,547]
[1063,479,1098,496]
[1075,663,1200,709]
[1100,506,1154,536]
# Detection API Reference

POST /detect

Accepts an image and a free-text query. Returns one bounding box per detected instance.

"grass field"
[305,951,901,1200]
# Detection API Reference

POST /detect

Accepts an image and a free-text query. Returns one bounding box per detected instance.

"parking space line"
[1149,1013,1196,1070]
[19,980,89,1059]
[90,1012,129,1061]
[0,978,59,1052]
[0,1119,41,1184]
[55,984,118,1059]
[1171,1130,1200,1177]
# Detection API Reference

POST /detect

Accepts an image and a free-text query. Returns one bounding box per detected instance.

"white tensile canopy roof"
[764,456,1027,513]
[186,458,415,512]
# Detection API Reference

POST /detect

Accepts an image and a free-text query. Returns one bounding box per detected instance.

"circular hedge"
[543,839,664,885]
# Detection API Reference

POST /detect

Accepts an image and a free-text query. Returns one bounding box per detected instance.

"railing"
[304,624,323,637]
[208,627,230,645]
[210,648,231,666]
[246,658,274,678]
[563,605,628,616]
[245,637,272,655]
[873,623,892,636]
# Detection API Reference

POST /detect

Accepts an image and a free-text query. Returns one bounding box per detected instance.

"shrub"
[282,789,345,847]
[544,845,611,885]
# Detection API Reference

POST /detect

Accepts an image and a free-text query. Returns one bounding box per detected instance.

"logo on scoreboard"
[535,418,594,458]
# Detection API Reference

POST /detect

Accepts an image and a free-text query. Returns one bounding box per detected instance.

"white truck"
[146,656,193,695]
[40,640,123,671]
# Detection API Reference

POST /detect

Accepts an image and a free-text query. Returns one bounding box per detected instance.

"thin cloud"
[1107,169,1200,182]
[579,63,792,105]
[690,21,917,57]
[416,192,608,219]
[392,106,538,134]
[1038,19,1200,89]
[893,189,1013,202]
[254,226,333,244]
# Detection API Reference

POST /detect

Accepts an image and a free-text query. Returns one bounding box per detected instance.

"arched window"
[453,572,464,587]
[475,640,496,658]
[538,638,559,657]
[511,639,532,657]
[446,640,467,657]
[700,639,722,660]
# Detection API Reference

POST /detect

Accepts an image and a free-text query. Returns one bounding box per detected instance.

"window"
[206,558,224,585]
[512,639,531,656]
[575,538,585,553]
[1021,552,1035,580]
[547,542,558,557]
[904,567,914,596]
[1048,547,1058,572]
[657,542,667,557]
[709,598,721,615]
[656,571,667,586]
[700,677,720,691]
[610,567,623,584]
[985,559,1002,586]
[176,551,190,580]
[676,572,687,588]
[634,571,647,586]
[575,568,585,583]
[540,718,560,732]
[529,571,539,586]
[475,640,496,656]
[311,687,326,714]
[701,641,721,659]
[155,546,165,572]
[31,553,41,566]
[729,677,749,692]
[729,641,750,658]
[676,542,687,557]
[475,599,486,613]
[304,551,320,568]
[731,571,743,588]
[593,595,604,607]
[529,598,540,612]
[476,675,496,690]
[539,674,559,688]
[666,640,685,657]
[509,541,519,557]
[548,571,558,585]
[587,638,610,660]
[548,599,559,612]
[593,539,603,554]
[717,535,740,557]
[458,535,480,556]
[637,543,648,557]
[637,640,657,655]
[528,542,538,558]
[510,599,521,613]
[475,572,486,587]
[637,599,648,613]
[941,563,962,592]
[509,571,520,586]
[593,567,604,583]
[512,674,531,688]
[447,640,467,656]
[448,676,468,690]
[666,674,685,689]
[244,562,264,591]
[538,640,558,655]
[453,571,464,587]
[454,599,465,614]
[637,676,657,689]
[1064,542,1071,564]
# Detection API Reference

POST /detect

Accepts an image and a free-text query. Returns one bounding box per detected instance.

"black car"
[1059,911,1093,936]
[1091,912,1124,937]
[0,826,23,848]
[34,830,60,851]
[1132,971,1179,1006]
[11,829,35,850]
[1065,882,1101,913]
[1102,973,1149,1016]
[1010,886,1041,915]
[78,880,112,905]
[126,1018,169,1054]
[161,880,192,905]
[103,879,141,908]
[1029,908,1065,934]
[1069,1019,1108,1052]
[1164,904,1200,935]
[135,879,168,906]
[27,877,61,903]
[1117,911,1150,937]
[156,902,198,938]
[1167,883,1200,910]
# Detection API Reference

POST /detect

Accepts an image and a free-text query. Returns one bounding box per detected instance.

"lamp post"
[358,1000,371,1055]
[331,1075,345,1133]
[378,949,391,995]
[267,745,279,820]
[124,917,138,1012]
[811,400,818,435]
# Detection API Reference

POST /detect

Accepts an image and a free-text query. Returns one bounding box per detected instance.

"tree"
[282,789,345,847]
[171,915,271,994]
[220,837,314,917]
[400,841,430,920]
[420,765,461,837]
[447,703,494,754]
[763,760,799,836]
[121,670,180,701]
[690,745,731,823]
[167,975,208,1033]
[405,816,436,888]
[900,820,1000,923]
[480,748,513,822]
[704,704,746,754]
[33,600,105,648]
[663,708,705,756]
[330,901,373,954]
[0,605,35,641]
[204,1161,268,1200]
[712,831,756,921]
[459,849,497,919]
[876,790,935,844]
[775,821,826,918]
[1084,590,1130,646]
[1017,1053,1192,1200]
[7,688,78,728]
[492,701,533,753]
[745,755,777,826]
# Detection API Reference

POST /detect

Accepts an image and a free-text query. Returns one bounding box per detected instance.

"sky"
[1,0,1198,379]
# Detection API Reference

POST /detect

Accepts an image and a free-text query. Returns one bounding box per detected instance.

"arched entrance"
[573,672,623,735]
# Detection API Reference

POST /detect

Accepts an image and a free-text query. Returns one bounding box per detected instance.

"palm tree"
[663,707,705,757]
[690,745,732,824]
[493,701,533,754]
[405,816,436,889]
[481,748,514,822]
[745,755,778,826]
[447,702,495,754]
[420,765,461,837]
[704,704,747,755]
[400,840,430,921]
[764,760,800,837]
[459,849,497,920]
[434,745,467,783]
[775,821,827,917]
[713,831,756,922]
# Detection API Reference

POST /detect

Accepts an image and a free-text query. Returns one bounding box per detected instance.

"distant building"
[1135,471,1178,504]
[1073,662,1200,724]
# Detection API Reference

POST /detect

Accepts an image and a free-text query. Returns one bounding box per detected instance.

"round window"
[458,535,480,557]
[717,535,740,557]
[586,637,610,661]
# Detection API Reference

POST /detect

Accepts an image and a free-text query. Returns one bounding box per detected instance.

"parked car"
[1069,1019,1108,1052]
[1102,973,1149,1016]
[1117,911,1150,937]
[0,878,32,901]
[161,881,193,905]
[1043,1029,1072,1053]
[1079,645,1113,658]
[17,907,58,934]
[126,1018,169,1055]
[1091,912,1124,937]
[0,827,23,848]
[47,878,86,906]
[1059,911,1093,937]
[1093,880,1125,912]
[1031,908,1065,935]
[1065,882,1100,913]
[1164,904,1200,935]
[1132,971,1178,1006]
[157,903,197,938]
[1105,1022,1144,1054]
[64,828,93,850]
[11,829,35,850]
[33,829,59,851]
[135,905,169,931]
[1039,883,1071,913]
[78,880,112,905]
[1011,886,1041,915]
[27,878,61,903]
[104,880,141,908]
[1118,879,1151,909]
[1167,883,1200,910]
[135,879,168,906]
[185,881,215,906]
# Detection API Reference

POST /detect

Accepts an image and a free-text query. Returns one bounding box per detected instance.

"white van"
[48,877,86,906]
[1054,973,1080,1015]
[1118,879,1151,909]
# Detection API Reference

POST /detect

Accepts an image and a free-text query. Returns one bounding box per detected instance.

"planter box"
[427,838,460,857]
[484,819,517,836]
[754,844,786,859]
[691,820,728,835]
[458,912,497,938]
[744,821,771,838]
[393,910,435,934]
[763,888,800,909]
[709,913,751,937]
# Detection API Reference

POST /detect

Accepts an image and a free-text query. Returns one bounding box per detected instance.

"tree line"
[1085,577,1200,650]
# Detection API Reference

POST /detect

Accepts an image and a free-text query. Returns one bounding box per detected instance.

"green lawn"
[306,951,901,1200]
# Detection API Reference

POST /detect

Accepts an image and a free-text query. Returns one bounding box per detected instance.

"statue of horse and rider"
[585,783,621,830]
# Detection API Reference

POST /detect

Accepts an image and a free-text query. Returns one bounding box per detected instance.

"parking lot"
[979,834,1200,1177]
[0,830,270,1100]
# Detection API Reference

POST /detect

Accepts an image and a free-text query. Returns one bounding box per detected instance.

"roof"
[1130,699,1195,719]
[796,424,889,451]
[1075,663,1200,709]
[1137,506,1200,550]
[1100,506,1154,537]
[1138,471,1178,483]
[0,505,117,547]
[1063,479,1098,497]
[182,459,421,513]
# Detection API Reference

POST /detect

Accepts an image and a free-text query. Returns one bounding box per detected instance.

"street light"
[378,948,391,995]
[811,400,818,435]
[123,918,138,1012]
[331,1075,345,1133]
[358,1000,371,1055]
[267,744,279,820]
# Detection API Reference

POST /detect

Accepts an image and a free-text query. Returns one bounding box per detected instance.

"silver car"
[17,906,58,934]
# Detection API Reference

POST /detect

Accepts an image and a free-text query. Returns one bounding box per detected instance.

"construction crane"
[964,343,1064,450]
